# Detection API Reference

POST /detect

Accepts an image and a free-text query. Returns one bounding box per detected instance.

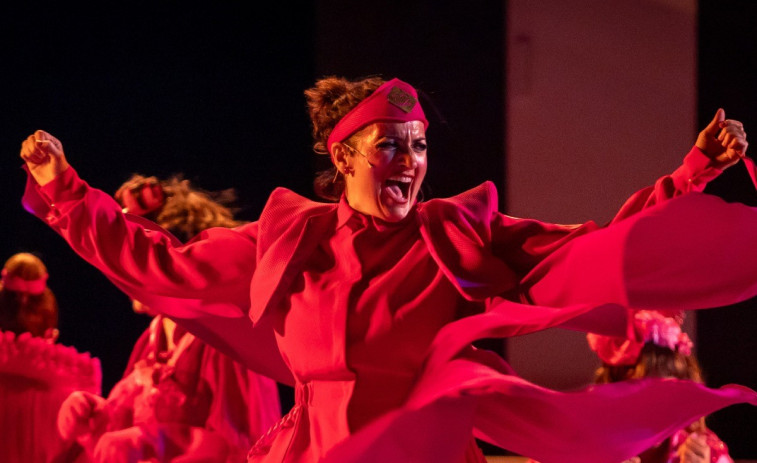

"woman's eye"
[413,143,427,152]
[377,141,398,150]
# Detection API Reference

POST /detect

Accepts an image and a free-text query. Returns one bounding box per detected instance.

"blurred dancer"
[57,174,280,462]
[0,252,58,339]
[0,252,101,462]
[588,311,733,463]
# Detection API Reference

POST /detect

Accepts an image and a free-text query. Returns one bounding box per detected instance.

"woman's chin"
[379,199,413,222]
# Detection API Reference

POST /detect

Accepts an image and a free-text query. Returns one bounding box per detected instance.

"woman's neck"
[161,316,178,351]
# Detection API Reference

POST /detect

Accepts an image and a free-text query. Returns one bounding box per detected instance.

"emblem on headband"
[387,86,417,113]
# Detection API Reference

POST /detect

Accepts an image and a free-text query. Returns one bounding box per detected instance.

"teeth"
[388,176,413,183]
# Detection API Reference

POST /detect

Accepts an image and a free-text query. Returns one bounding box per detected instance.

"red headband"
[1,269,48,295]
[326,78,429,154]
[587,310,693,366]
[117,180,165,216]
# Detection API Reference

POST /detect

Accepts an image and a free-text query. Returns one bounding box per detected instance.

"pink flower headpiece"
[1,268,48,295]
[326,78,429,155]
[587,310,694,366]
[116,178,165,216]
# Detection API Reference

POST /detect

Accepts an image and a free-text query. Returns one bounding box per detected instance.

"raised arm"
[610,108,749,223]
[515,108,757,318]
[20,130,256,314]
[20,130,70,187]
[19,130,293,384]
[493,109,750,277]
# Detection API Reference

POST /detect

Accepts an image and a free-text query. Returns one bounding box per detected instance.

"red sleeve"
[608,146,723,224]
[492,146,734,279]
[23,166,258,319]
[22,167,295,385]
[518,168,757,320]
[485,147,757,337]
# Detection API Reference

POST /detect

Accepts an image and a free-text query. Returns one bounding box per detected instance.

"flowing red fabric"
[321,302,757,463]
[318,171,757,462]
[523,192,757,312]
[19,154,757,462]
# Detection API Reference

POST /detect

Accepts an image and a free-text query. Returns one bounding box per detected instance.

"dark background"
[1,0,755,458]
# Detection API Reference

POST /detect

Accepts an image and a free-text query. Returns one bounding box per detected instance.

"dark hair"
[304,75,386,201]
[116,174,246,242]
[0,253,58,337]
[594,342,703,384]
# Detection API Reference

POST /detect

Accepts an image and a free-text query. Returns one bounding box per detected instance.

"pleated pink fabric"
[0,331,101,462]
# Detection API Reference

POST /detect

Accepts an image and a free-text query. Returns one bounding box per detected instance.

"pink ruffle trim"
[0,330,101,394]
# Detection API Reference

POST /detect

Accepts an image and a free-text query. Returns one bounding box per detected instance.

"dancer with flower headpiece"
[55,174,281,463]
[587,311,732,463]
[526,311,732,463]
[16,75,757,462]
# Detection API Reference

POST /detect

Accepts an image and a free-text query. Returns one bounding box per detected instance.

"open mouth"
[385,176,413,202]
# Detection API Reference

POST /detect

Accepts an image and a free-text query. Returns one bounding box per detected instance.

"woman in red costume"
[18,75,757,463]
[55,174,281,463]
[0,252,58,339]
[0,252,101,462]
